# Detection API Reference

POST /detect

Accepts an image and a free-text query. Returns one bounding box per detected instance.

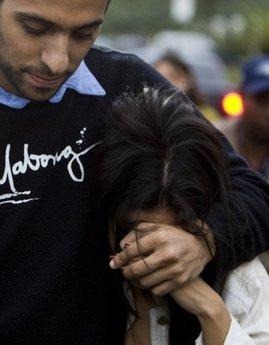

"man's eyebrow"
[15,12,103,31]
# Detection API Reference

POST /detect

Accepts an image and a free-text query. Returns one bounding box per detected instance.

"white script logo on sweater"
[0,139,100,205]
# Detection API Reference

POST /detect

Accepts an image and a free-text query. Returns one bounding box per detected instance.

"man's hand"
[110,222,215,296]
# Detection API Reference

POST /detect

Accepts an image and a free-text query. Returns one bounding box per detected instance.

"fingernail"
[120,242,131,250]
[109,258,116,269]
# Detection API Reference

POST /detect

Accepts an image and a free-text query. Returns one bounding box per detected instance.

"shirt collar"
[0,60,106,109]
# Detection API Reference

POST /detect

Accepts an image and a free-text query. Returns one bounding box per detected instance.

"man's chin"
[21,87,60,103]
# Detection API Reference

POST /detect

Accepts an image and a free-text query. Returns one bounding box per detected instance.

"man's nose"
[41,35,70,75]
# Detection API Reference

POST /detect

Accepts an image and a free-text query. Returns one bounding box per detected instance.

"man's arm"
[205,134,269,272]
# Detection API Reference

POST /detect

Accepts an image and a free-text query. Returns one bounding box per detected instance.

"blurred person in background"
[216,55,269,271]
[154,52,221,123]
[217,56,269,181]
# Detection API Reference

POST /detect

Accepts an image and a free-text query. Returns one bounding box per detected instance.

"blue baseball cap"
[242,55,269,94]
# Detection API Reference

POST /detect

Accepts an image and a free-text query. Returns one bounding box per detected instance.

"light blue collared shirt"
[0,60,106,109]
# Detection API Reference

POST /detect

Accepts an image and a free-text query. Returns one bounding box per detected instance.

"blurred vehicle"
[96,31,233,112]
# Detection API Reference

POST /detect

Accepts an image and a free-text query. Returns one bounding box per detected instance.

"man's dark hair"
[0,0,111,8]
[98,87,246,344]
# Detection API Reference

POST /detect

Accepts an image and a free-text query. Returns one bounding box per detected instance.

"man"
[216,55,269,271]
[0,0,268,344]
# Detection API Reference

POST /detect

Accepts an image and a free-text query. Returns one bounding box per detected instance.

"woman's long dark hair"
[98,87,246,344]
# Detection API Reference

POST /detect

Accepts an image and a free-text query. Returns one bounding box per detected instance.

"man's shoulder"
[87,45,139,61]
[84,45,170,96]
[86,45,148,69]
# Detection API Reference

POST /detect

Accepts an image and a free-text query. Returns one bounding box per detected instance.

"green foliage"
[102,0,269,58]
[209,1,269,57]
[103,0,180,34]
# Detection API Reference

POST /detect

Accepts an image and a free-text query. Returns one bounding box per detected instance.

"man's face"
[244,91,269,144]
[0,0,107,101]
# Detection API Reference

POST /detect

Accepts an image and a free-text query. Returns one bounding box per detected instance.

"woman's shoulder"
[230,257,268,279]
[221,257,269,318]
[223,257,269,297]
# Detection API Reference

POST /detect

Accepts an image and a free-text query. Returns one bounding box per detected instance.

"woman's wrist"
[197,298,231,345]
[197,294,228,320]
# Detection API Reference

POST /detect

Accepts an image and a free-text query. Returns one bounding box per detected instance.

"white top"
[126,257,269,345]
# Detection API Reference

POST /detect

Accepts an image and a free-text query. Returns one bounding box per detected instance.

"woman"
[98,87,269,345]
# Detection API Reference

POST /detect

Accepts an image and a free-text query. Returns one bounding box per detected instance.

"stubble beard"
[0,31,71,102]
[0,55,63,102]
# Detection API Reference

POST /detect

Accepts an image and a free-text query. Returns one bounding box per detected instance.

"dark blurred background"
[102,0,269,59]
[97,0,269,119]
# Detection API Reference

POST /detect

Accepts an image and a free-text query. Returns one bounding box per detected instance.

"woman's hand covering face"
[110,222,215,296]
